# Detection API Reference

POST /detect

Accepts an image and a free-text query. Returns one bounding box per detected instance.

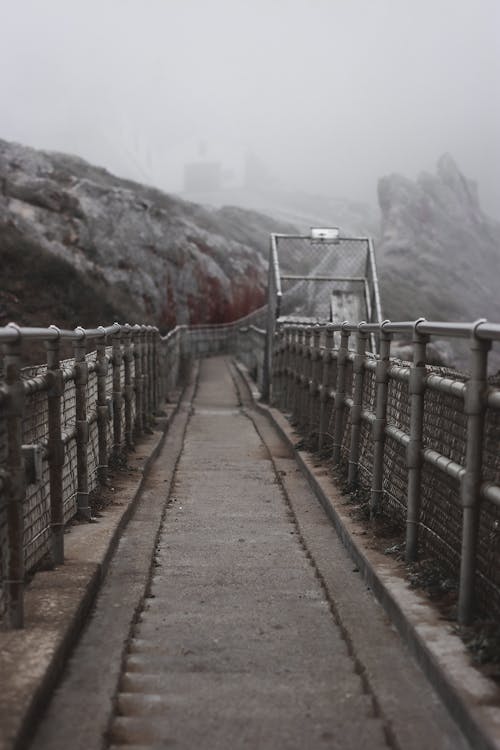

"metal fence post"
[122,325,134,449]
[73,330,91,521]
[111,326,123,457]
[370,322,392,515]
[282,327,292,413]
[318,323,335,452]
[140,326,150,431]
[133,325,143,436]
[152,328,160,412]
[96,329,109,483]
[158,335,166,404]
[405,320,429,562]
[147,327,155,419]
[273,325,285,409]
[301,327,312,433]
[295,327,305,428]
[348,323,368,486]
[309,324,322,450]
[287,326,298,417]
[292,327,303,423]
[332,327,350,467]
[458,322,490,624]
[2,331,26,627]
[262,241,275,403]
[46,328,65,565]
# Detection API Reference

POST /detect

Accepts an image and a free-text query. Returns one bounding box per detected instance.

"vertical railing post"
[309,324,322,450]
[46,328,65,564]
[262,240,275,403]
[283,326,292,413]
[295,325,306,430]
[133,325,143,436]
[73,329,91,520]
[3,330,26,628]
[272,325,283,408]
[405,320,429,562]
[152,328,160,412]
[158,334,166,404]
[301,327,312,433]
[111,326,123,458]
[332,327,350,467]
[168,334,175,394]
[96,328,109,483]
[172,330,178,393]
[140,326,150,431]
[287,326,298,416]
[249,329,255,380]
[458,322,490,625]
[122,325,134,449]
[147,327,155,419]
[292,327,303,423]
[348,323,368,486]
[318,324,335,452]
[370,322,392,515]
[277,326,288,409]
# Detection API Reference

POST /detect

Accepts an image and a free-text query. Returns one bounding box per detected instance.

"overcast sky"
[1,0,499,215]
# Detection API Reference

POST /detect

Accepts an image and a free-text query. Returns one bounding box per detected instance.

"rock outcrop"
[0,139,297,331]
[377,154,500,324]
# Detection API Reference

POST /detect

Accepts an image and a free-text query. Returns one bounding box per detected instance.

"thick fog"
[1,0,499,216]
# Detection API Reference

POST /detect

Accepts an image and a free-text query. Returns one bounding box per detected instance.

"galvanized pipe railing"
[273,316,500,625]
[0,311,267,628]
[0,321,162,628]
[3,311,500,630]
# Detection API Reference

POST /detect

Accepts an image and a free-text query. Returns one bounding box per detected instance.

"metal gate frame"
[263,231,382,401]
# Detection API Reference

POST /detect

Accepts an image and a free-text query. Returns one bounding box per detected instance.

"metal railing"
[271,317,500,625]
[0,322,166,627]
[0,314,266,628]
[3,308,500,629]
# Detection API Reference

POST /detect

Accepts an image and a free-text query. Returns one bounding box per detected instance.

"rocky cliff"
[377,154,500,323]
[0,139,297,331]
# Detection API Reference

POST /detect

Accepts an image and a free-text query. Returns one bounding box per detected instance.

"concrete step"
[111,676,387,749]
[122,640,355,675]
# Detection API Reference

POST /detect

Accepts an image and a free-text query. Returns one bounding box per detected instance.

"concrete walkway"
[31,357,470,750]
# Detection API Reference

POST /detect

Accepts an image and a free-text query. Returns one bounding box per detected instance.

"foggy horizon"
[1,0,499,217]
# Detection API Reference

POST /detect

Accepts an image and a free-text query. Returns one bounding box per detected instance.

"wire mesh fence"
[3,310,500,631]
[271,320,500,624]
[274,236,379,324]
[0,324,166,626]
[0,315,266,627]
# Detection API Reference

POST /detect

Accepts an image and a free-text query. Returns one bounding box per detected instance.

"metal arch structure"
[263,231,382,400]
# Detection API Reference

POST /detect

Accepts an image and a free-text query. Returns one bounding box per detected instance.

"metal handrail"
[0,321,158,343]
[271,316,500,627]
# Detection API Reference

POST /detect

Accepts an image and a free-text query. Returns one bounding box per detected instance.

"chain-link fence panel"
[275,237,373,324]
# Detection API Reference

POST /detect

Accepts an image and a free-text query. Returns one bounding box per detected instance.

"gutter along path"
[30,357,470,750]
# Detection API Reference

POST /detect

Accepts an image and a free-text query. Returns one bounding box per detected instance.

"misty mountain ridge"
[378,153,500,325]
[1,137,499,354]
[180,185,378,237]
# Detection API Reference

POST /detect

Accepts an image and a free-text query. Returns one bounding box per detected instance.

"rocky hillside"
[3,138,499,351]
[0,138,298,332]
[377,154,500,323]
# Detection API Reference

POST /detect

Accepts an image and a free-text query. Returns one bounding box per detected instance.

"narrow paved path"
[109,357,387,749]
[31,357,470,750]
